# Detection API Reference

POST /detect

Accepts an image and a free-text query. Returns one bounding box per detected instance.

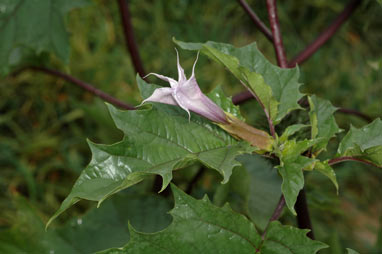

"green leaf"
[262,221,328,254]
[346,248,360,254]
[308,95,341,155]
[314,160,338,192]
[238,154,282,230]
[337,118,382,167]
[0,0,89,74]
[277,139,317,214]
[213,154,282,231]
[48,77,253,226]
[174,39,303,124]
[207,86,245,121]
[280,124,310,143]
[279,156,315,215]
[99,185,327,254]
[0,193,171,254]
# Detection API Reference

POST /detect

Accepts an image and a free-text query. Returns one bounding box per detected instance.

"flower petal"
[190,51,200,79]
[175,48,187,84]
[175,77,227,123]
[140,87,177,106]
[144,72,178,88]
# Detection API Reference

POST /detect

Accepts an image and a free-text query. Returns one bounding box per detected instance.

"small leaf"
[280,124,310,143]
[48,77,253,226]
[279,156,315,215]
[308,95,341,155]
[346,248,360,254]
[0,0,90,74]
[337,118,382,167]
[174,39,303,124]
[277,139,318,214]
[99,185,328,254]
[314,160,339,192]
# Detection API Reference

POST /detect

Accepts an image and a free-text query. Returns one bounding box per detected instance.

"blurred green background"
[0,0,381,253]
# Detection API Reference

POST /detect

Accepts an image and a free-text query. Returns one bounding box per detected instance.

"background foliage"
[0,0,381,253]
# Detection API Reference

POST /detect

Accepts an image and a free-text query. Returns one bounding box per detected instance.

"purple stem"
[288,0,362,67]
[328,156,381,168]
[262,196,285,238]
[232,0,362,104]
[237,0,273,42]
[266,0,288,68]
[117,0,146,78]
[337,107,372,123]
[29,66,135,110]
[295,189,315,239]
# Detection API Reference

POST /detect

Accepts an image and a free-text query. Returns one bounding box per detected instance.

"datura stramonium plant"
[140,49,273,152]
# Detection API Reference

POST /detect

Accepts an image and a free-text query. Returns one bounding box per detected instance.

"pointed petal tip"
[191,51,200,77]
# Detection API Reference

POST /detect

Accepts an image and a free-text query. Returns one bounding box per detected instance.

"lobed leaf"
[99,185,328,254]
[174,39,304,124]
[337,118,382,167]
[47,77,253,226]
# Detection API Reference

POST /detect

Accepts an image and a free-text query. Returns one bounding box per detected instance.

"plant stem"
[295,188,315,239]
[237,0,273,42]
[262,195,285,238]
[337,107,372,123]
[266,0,288,68]
[28,66,135,110]
[288,0,362,67]
[117,0,146,78]
[328,156,381,168]
[266,0,316,238]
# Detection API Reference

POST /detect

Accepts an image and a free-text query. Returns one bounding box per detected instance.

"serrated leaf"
[337,118,382,167]
[0,0,89,74]
[174,39,303,124]
[277,139,318,214]
[263,221,328,254]
[314,160,338,192]
[308,95,341,155]
[48,77,253,226]
[99,184,327,254]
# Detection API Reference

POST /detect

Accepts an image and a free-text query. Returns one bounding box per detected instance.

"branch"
[237,0,273,42]
[266,0,288,68]
[262,195,285,238]
[28,66,135,110]
[295,189,315,239]
[117,0,146,78]
[328,156,381,168]
[288,0,362,67]
[337,107,373,123]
